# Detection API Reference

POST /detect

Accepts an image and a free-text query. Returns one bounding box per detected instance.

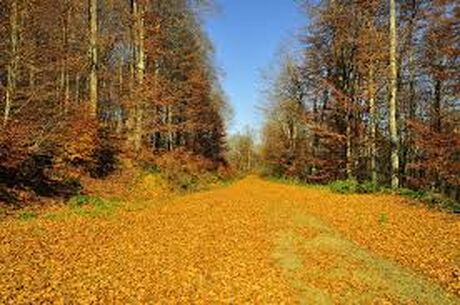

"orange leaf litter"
[0,177,458,304]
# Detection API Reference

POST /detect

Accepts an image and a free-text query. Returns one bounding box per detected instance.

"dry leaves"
[0,176,459,304]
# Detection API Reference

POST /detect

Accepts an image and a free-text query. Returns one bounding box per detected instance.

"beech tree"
[89,0,98,117]
[389,0,399,188]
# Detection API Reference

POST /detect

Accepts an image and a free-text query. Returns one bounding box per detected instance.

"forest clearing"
[1,176,459,304]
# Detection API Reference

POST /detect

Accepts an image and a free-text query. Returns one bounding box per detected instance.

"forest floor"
[0,176,459,304]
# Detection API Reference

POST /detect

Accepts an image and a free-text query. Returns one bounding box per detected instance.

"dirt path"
[0,177,459,304]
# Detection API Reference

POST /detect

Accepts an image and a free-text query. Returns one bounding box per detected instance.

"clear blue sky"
[204,0,305,135]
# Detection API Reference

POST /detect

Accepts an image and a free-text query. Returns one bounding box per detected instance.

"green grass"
[329,179,381,194]
[379,213,389,225]
[270,176,458,213]
[17,211,38,221]
[44,195,124,221]
[272,211,459,305]
[329,179,360,194]
[265,175,327,191]
[396,188,460,213]
[44,212,70,221]
[68,194,106,208]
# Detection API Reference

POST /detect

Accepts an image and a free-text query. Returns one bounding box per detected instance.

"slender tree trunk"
[29,66,35,88]
[406,26,416,184]
[311,98,319,176]
[346,108,353,179]
[369,65,377,184]
[131,0,145,153]
[346,75,355,180]
[63,4,70,110]
[75,74,80,103]
[118,60,123,96]
[65,72,70,108]
[4,0,19,127]
[135,3,145,83]
[389,0,400,188]
[89,0,98,117]
[432,79,442,132]
[117,61,124,134]
[166,105,174,151]
[403,0,417,185]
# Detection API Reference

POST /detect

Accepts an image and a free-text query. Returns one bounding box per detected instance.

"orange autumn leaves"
[0,176,459,303]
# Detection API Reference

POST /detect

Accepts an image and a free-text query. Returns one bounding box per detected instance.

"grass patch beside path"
[267,176,459,213]
[44,195,123,220]
[272,210,459,305]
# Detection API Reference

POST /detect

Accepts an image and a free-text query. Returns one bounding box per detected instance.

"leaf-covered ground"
[0,176,459,304]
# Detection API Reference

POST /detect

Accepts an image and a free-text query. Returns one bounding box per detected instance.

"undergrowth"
[265,175,326,190]
[152,150,236,192]
[17,211,38,221]
[329,179,380,194]
[396,188,460,213]
[270,176,458,213]
[329,180,458,213]
[45,195,123,220]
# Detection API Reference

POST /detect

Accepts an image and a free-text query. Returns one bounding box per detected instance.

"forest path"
[0,177,459,304]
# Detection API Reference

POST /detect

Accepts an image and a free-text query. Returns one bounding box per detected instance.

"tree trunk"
[132,0,145,153]
[346,76,355,180]
[403,0,417,184]
[167,105,174,151]
[404,32,416,185]
[369,65,377,184]
[389,0,400,188]
[75,74,80,103]
[29,66,35,88]
[63,3,70,111]
[116,61,124,134]
[4,0,19,127]
[432,79,442,132]
[346,111,353,179]
[89,0,98,117]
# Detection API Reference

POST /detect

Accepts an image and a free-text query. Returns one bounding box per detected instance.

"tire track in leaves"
[272,210,459,304]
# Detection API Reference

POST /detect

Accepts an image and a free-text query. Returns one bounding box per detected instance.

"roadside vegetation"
[259,0,459,207]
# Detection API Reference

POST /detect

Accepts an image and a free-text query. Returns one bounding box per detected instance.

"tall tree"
[389,0,400,188]
[89,0,98,117]
[3,0,19,127]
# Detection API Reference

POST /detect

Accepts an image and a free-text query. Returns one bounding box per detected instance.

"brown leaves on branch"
[408,120,460,188]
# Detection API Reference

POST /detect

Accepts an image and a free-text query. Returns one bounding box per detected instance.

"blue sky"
[204,0,305,135]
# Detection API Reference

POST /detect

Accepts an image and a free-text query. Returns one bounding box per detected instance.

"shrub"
[216,164,238,181]
[18,211,37,221]
[329,180,381,194]
[329,179,359,194]
[68,194,104,208]
[154,149,216,192]
[357,181,381,194]
[87,129,119,179]
[397,188,424,199]
[397,188,460,213]
[67,195,122,218]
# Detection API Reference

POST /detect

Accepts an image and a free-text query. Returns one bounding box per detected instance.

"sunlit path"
[1,177,458,303]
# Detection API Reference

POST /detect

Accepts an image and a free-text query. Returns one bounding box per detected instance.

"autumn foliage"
[260,0,459,202]
[0,0,229,205]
